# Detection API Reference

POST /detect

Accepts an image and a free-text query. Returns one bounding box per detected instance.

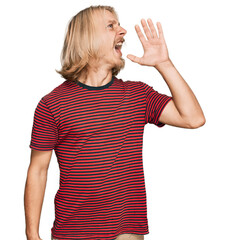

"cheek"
[100,37,109,47]
[102,38,114,52]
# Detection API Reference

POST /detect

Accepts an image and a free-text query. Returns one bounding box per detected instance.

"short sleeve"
[29,98,58,151]
[141,82,172,127]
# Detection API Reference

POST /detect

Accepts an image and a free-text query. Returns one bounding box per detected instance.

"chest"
[57,92,145,136]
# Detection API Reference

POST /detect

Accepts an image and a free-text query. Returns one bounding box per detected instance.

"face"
[92,10,127,70]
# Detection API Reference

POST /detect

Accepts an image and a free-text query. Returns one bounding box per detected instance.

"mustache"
[115,38,125,44]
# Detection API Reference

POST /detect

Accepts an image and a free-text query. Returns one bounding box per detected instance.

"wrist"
[27,236,41,240]
[27,237,41,240]
[26,231,40,240]
[155,58,174,71]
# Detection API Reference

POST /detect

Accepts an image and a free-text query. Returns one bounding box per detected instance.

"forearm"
[155,59,205,123]
[24,166,47,240]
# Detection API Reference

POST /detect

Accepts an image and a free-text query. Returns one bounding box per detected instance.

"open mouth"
[114,41,123,56]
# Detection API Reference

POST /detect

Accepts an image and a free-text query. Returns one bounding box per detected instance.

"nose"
[118,25,127,36]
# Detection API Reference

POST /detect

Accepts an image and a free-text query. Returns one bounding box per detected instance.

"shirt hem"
[51,229,149,240]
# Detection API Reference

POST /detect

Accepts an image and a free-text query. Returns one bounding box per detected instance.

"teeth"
[115,42,123,50]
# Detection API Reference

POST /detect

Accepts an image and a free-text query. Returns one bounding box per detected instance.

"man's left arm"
[127,19,206,129]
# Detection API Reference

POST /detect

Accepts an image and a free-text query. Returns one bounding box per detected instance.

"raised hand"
[127,19,170,68]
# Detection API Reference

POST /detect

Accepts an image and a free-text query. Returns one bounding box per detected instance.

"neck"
[78,66,113,87]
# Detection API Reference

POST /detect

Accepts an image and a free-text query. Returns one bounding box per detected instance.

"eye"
[107,23,113,29]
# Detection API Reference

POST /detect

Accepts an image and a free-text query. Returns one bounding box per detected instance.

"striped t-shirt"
[29,76,172,240]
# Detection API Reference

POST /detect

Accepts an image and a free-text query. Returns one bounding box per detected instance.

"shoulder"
[114,76,147,90]
[41,80,71,105]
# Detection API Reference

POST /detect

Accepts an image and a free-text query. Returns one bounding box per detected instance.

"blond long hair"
[56,5,125,82]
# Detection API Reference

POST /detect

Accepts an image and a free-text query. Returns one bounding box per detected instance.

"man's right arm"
[24,149,53,240]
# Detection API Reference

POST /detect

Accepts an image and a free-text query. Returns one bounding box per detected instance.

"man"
[24,5,205,240]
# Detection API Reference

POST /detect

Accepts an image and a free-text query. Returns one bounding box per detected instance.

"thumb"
[127,54,141,64]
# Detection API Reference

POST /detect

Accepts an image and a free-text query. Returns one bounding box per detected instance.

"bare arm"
[24,149,53,240]
[127,19,206,128]
[155,59,205,128]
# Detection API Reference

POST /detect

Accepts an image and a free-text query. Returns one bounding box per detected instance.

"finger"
[141,19,152,40]
[147,19,158,38]
[127,54,142,64]
[135,24,146,45]
[156,22,165,41]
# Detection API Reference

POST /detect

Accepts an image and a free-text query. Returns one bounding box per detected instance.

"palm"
[127,19,169,67]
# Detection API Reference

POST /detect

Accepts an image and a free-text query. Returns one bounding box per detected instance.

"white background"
[0,0,228,239]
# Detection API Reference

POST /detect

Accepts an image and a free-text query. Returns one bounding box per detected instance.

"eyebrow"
[107,19,120,26]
